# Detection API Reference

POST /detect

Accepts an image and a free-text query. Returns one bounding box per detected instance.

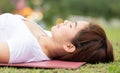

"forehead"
[75,21,89,30]
[76,21,89,25]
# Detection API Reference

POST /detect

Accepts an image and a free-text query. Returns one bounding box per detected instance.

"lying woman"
[0,13,114,64]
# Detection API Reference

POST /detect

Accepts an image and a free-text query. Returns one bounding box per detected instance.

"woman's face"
[51,20,89,44]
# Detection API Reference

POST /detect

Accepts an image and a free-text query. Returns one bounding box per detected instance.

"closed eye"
[70,25,72,28]
[75,22,77,28]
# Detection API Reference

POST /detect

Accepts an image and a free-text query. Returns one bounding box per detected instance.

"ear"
[63,43,76,53]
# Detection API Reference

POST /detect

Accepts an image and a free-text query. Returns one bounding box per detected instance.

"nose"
[64,20,73,26]
[64,20,70,23]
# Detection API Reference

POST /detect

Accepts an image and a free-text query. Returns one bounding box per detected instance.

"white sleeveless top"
[0,13,50,63]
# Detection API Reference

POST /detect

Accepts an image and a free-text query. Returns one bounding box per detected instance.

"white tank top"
[0,13,50,63]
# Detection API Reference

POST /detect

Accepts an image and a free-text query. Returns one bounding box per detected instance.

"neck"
[38,36,64,59]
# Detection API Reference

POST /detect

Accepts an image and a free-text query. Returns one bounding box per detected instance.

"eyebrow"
[75,22,77,28]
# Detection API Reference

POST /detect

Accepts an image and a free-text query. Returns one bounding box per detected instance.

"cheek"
[62,30,75,40]
[51,27,75,39]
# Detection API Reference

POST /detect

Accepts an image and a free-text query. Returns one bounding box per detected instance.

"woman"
[0,13,114,64]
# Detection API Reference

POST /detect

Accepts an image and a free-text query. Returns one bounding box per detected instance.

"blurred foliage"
[1,0,120,26]
[0,0,14,13]
[41,0,69,25]
[40,0,120,25]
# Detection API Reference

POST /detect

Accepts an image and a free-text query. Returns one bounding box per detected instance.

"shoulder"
[0,13,25,19]
[0,13,13,16]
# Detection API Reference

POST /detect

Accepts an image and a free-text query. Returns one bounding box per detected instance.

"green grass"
[0,25,120,73]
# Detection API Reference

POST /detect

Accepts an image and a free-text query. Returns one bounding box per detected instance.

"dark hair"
[56,21,114,64]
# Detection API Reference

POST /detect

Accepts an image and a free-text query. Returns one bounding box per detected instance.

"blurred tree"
[0,0,14,14]
[108,0,120,18]
[39,0,120,25]
[40,0,69,26]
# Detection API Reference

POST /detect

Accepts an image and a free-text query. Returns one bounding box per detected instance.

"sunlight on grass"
[108,64,120,73]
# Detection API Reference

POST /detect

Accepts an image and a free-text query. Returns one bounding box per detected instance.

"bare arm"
[0,42,10,63]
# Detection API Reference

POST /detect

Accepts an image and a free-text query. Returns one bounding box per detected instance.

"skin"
[0,20,88,63]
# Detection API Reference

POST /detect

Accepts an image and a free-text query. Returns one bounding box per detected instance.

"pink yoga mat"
[0,60,86,69]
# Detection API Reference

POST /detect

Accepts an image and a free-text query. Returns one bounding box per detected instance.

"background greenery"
[1,0,120,26]
[28,0,120,25]
[0,0,14,13]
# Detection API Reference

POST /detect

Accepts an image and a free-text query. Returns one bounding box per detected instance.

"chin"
[51,26,57,31]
